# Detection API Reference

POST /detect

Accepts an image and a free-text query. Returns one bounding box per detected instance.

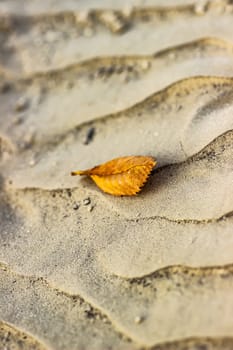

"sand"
[0,0,233,349]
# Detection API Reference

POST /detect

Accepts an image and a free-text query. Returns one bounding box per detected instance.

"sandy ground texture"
[0,0,233,349]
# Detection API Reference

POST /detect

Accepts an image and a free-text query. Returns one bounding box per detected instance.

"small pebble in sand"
[87,205,95,212]
[194,2,206,16]
[0,82,11,93]
[122,5,133,18]
[15,97,29,112]
[99,10,128,34]
[83,197,91,206]
[12,115,24,125]
[84,127,95,145]
[73,203,80,210]
[140,60,151,71]
[21,129,36,149]
[102,316,108,324]
[84,305,92,314]
[75,10,90,23]
[134,316,144,324]
[168,52,176,60]
[29,157,36,167]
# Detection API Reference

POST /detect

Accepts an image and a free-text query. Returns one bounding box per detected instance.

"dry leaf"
[71,156,156,196]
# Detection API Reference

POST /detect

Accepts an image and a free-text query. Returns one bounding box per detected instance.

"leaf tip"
[71,170,83,176]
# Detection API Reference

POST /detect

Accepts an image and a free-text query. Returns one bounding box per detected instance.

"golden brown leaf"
[71,156,156,196]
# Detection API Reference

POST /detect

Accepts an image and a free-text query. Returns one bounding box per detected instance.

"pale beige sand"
[0,1,233,75]
[0,1,233,349]
[0,0,208,15]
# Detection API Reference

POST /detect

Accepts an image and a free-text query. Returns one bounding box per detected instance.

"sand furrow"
[98,217,233,277]
[1,258,233,346]
[0,264,135,350]
[3,260,232,350]
[0,1,232,74]
[127,264,233,283]
[5,78,233,215]
[127,209,233,225]
[0,0,214,15]
[0,322,48,350]
[2,171,233,277]
[5,185,233,225]
[0,320,49,350]
[7,37,233,81]
[0,38,233,147]
[150,337,233,350]
[1,38,233,148]
[1,174,233,345]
